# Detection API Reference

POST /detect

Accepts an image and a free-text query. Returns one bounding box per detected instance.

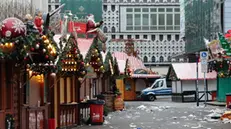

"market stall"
[207,33,231,102]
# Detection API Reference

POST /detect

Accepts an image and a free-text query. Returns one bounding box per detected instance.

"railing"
[78,103,90,125]
[59,104,78,127]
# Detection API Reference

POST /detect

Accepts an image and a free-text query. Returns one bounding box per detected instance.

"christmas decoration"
[34,10,44,34]
[0,17,26,38]
[0,15,58,74]
[84,38,104,74]
[218,33,231,56]
[124,59,132,77]
[57,34,86,78]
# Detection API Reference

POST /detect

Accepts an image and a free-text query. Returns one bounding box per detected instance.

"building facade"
[102,0,185,66]
[184,0,222,54]
[48,0,61,12]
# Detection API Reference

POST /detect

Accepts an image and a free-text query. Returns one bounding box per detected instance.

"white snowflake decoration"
[5,30,12,37]
[12,19,25,33]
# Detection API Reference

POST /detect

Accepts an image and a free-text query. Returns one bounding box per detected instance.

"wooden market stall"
[167,63,217,102]
[206,33,231,102]
[50,34,87,128]
[113,52,160,101]
[0,16,59,129]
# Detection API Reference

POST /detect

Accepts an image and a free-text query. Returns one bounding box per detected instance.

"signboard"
[61,0,102,22]
[200,51,208,73]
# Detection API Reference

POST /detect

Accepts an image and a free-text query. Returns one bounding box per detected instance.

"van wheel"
[148,95,156,101]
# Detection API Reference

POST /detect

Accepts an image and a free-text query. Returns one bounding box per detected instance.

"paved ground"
[76,97,231,129]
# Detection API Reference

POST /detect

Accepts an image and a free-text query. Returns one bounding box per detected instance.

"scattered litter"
[109,126,114,128]
[183,125,190,127]
[129,123,137,128]
[180,116,187,119]
[222,118,231,124]
[172,121,180,124]
[221,111,231,120]
[104,120,110,125]
[137,105,147,110]
[189,114,196,118]
[172,117,177,120]
[191,124,202,128]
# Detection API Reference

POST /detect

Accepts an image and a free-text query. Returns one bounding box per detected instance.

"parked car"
[140,78,172,101]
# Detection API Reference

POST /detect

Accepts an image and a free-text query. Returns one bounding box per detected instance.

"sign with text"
[200,51,208,73]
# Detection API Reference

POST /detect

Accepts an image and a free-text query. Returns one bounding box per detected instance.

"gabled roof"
[112,51,147,71]
[77,38,94,58]
[169,63,217,80]
[112,51,160,78]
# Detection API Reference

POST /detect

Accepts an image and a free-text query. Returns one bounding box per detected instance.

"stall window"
[125,80,132,91]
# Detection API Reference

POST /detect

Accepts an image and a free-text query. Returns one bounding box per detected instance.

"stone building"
[102,0,186,74]
[102,0,185,70]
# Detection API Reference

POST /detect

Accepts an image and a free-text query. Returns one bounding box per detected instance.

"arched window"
[159,56,164,62]
[111,26,116,33]
[103,26,108,33]
[168,56,171,62]
[143,56,148,62]
[151,56,156,62]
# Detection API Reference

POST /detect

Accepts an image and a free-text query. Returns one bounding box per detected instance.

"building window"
[127,35,132,39]
[103,5,107,12]
[48,5,51,12]
[126,14,133,30]
[143,35,148,39]
[151,56,156,62]
[55,5,59,9]
[112,35,116,39]
[120,35,124,39]
[159,35,163,41]
[111,26,116,33]
[135,35,140,39]
[168,56,171,62]
[167,35,171,41]
[175,35,179,41]
[103,26,108,33]
[111,5,115,12]
[124,7,180,31]
[143,56,148,62]
[159,56,164,62]
[151,35,156,41]
[134,14,141,30]
[142,14,149,30]
[158,14,165,30]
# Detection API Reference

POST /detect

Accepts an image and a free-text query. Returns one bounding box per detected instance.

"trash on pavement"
[221,111,231,120]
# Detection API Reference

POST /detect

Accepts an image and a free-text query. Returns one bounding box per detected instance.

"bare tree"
[0,0,35,21]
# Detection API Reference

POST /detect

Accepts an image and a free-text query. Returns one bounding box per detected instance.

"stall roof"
[171,63,217,80]
[112,52,160,78]
[77,38,94,58]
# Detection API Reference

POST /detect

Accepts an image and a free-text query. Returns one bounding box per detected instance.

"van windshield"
[152,80,163,89]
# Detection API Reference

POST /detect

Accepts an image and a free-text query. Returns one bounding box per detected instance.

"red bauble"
[45,55,49,59]
[0,17,26,38]
[31,47,35,51]
[81,62,85,65]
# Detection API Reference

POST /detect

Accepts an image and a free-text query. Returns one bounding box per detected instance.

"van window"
[152,80,163,89]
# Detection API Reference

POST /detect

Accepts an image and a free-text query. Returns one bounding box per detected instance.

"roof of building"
[112,51,160,78]
[77,38,94,58]
[170,63,217,80]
